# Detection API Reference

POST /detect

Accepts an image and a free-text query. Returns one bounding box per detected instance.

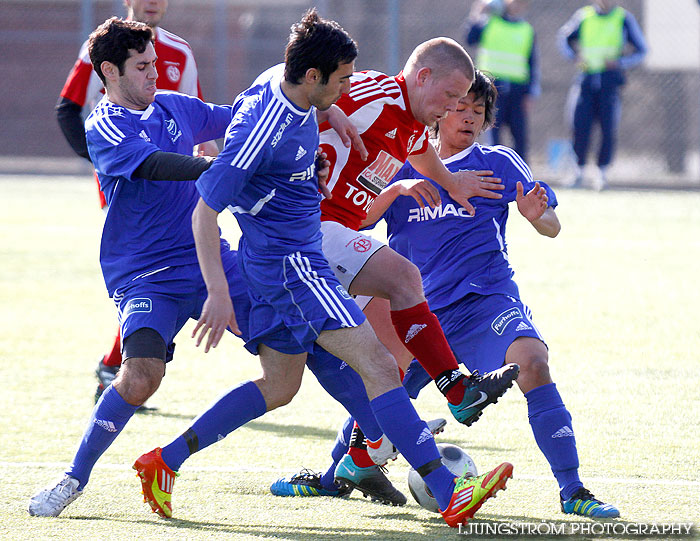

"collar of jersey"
[123,103,155,120]
[271,66,315,124]
[442,142,478,165]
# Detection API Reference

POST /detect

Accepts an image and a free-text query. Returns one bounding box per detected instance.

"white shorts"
[320,220,386,293]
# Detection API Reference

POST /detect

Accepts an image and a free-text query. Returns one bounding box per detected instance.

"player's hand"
[448,170,504,216]
[325,105,368,161]
[516,181,548,222]
[194,140,219,157]
[192,293,240,353]
[316,148,332,199]
[395,178,441,209]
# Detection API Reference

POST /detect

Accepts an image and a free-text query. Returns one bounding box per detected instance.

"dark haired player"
[133,11,513,528]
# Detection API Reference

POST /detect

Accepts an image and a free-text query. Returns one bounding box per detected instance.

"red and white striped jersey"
[60,27,203,113]
[319,71,430,231]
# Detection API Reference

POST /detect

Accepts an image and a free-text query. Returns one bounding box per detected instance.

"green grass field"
[1,176,699,540]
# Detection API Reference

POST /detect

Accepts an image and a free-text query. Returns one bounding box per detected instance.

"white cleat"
[28,475,82,517]
[367,418,447,466]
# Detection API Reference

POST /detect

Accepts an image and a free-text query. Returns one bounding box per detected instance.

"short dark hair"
[284,9,357,85]
[470,70,498,129]
[88,17,154,85]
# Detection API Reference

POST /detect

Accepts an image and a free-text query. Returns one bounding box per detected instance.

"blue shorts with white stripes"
[434,293,546,374]
[238,240,365,355]
[112,249,251,361]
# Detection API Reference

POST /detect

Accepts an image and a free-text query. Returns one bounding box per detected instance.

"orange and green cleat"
[440,461,513,528]
[133,447,178,518]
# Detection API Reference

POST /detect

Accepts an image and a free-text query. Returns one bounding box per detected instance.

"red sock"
[390,302,465,405]
[102,328,122,368]
[348,422,375,467]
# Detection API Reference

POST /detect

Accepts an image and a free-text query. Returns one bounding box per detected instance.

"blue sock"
[402,358,431,399]
[307,348,382,441]
[320,415,353,490]
[526,383,582,500]
[161,381,266,472]
[67,385,138,489]
[370,386,454,511]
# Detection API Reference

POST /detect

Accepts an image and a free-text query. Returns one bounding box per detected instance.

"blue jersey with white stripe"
[196,65,323,254]
[384,142,557,310]
[85,92,232,295]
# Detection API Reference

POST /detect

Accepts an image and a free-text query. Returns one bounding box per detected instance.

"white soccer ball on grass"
[407,443,478,513]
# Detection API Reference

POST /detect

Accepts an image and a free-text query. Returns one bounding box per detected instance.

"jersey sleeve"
[169,93,232,143]
[86,109,161,182]
[408,127,430,156]
[488,146,535,204]
[195,101,272,212]
[59,42,92,107]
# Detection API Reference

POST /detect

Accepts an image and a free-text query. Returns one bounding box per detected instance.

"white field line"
[2,462,699,487]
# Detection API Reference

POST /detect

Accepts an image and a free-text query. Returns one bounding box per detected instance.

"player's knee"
[385,259,424,304]
[518,354,551,386]
[113,358,164,405]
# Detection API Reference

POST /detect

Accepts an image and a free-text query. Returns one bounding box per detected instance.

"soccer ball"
[407,443,478,513]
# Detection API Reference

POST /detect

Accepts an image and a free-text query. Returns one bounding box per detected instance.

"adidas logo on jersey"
[295,146,307,161]
[94,419,117,432]
[385,128,397,139]
[138,130,151,142]
[552,426,575,438]
[404,323,427,343]
[515,321,532,332]
[416,427,434,445]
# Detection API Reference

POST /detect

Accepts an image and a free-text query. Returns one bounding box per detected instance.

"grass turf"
[1,176,699,540]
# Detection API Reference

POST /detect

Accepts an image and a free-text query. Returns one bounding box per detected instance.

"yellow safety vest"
[579,6,625,73]
[477,16,534,84]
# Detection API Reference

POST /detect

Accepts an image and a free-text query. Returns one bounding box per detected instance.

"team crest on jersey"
[356,150,403,195]
[165,118,182,143]
[491,307,523,335]
[164,62,181,83]
[407,133,416,153]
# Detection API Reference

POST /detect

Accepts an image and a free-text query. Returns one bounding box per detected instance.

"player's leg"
[136,345,305,517]
[508,337,619,518]
[29,268,194,517]
[28,331,167,517]
[510,90,528,162]
[572,82,594,187]
[316,322,512,526]
[322,222,519,425]
[595,87,620,189]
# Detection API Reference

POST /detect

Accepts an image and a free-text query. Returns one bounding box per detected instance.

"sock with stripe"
[160,381,266,472]
[390,302,466,405]
[526,382,583,500]
[67,385,138,489]
[370,386,455,510]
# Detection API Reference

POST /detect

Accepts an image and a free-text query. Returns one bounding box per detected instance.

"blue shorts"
[112,249,251,361]
[238,241,365,355]
[435,293,546,374]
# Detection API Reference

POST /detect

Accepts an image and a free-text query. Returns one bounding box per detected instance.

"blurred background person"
[558,0,647,190]
[55,0,217,404]
[465,0,539,161]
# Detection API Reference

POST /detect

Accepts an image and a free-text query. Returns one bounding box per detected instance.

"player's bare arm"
[408,144,503,216]
[191,198,240,351]
[318,104,368,161]
[516,181,561,238]
[360,178,441,229]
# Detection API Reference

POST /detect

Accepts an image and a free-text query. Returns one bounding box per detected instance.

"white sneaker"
[28,475,82,517]
[367,418,447,466]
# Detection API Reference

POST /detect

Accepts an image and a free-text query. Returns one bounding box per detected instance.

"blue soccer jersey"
[384,142,558,310]
[85,92,232,295]
[196,65,323,254]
